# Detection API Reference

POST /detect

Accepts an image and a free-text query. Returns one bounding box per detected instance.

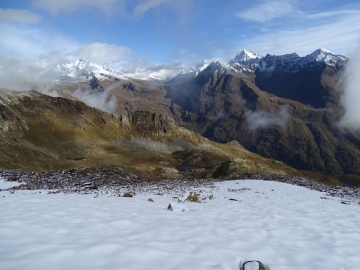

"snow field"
[0,179,359,270]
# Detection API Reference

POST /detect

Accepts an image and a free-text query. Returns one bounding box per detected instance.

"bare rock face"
[130,111,175,137]
[0,101,28,132]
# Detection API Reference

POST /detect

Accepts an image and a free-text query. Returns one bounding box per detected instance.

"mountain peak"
[304,48,348,65]
[229,49,263,65]
[57,58,126,82]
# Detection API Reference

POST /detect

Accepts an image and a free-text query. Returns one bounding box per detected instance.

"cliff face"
[130,111,175,137]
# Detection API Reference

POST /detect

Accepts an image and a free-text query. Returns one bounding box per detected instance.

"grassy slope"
[0,90,299,179]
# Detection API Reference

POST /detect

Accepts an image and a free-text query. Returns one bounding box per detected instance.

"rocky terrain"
[1,167,359,204]
[1,49,360,180]
[166,50,360,175]
[0,90,298,179]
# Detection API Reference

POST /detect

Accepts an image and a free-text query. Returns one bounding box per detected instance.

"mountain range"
[1,48,359,183]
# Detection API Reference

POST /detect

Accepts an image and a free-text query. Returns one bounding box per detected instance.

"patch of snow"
[0,177,19,189]
[0,180,359,270]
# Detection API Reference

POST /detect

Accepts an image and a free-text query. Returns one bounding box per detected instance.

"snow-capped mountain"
[257,49,348,72]
[211,48,349,74]
[57,58,127,82]
[55,49,348,83]
[169,60,210,82]
[301,48,348,66]
[171,48,348,82]
[227,50,263,72]
[228,49,263,67]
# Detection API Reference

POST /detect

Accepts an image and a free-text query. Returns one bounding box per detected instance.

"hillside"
[0,90,298,178]
[166,50,360,175]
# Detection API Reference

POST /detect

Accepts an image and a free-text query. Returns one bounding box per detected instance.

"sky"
[0,0,360,73]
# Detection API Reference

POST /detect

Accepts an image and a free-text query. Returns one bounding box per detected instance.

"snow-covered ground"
[0,177,20,189]
[0,178,359,270]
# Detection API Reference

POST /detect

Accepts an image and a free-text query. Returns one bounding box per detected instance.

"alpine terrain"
[1,49,360,183]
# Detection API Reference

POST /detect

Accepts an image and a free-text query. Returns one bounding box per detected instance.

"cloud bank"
[245,107,290,131]
[338,44,360,129]
[0,55,60,92]
[72,86,117,114]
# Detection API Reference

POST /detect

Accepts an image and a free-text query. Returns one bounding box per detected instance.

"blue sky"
[0,0,360,73]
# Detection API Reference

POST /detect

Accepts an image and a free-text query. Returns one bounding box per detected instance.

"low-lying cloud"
[72,86,117,114]
[0,55,60,93]
[0,53,121,114]
[245,106,290,131]
[338,43,360,130]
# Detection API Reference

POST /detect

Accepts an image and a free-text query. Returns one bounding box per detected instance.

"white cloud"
[0,8,42,24]
[72,87,118,113]
[133,0,169,17]
[245,107,290,131]
[31,0,121,14]
[338,44,360,130]
[69,43,132,64]
[237,1,297,23]
[233,9,360,56]
[122,60,188,80]
[305,9,358,20]
[0,23,80,60]
[31,0,193,19]
[0,55,60,92]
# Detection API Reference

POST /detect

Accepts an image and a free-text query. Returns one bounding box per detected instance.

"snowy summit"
[228,49,263,66]
[170,60,210,82]
[57,58,127,82]
[226,48,348,73]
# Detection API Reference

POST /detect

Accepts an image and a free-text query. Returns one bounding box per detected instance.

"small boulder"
[185,191,200,203]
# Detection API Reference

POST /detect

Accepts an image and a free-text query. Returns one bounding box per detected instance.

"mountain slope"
[166,50,360,175]
[0,90,298,178]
